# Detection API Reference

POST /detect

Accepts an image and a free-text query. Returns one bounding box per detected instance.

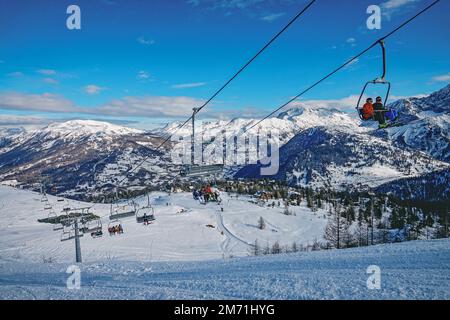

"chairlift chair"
[53,223,64,232]
[136,194,156,224]
[44,202,52,210]
[356,40,396,123]
[109,202,136,220]
[80,218,102,234]
[179,107,225,178]
[60,225,83,242]
[47,210,63,231]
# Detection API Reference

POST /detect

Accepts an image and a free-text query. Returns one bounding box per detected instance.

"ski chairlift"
[60,224,83,242]
[47,210,63,231]
[80,218,102,235]
[356,40,399,126]
[136,195,156,224]
[109,201,137,221]
[180,164,224,177]
[62,201,71,213]
[44,201,52,210]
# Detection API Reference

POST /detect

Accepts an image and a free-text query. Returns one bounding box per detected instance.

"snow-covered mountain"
[155,104,360,146]
[234,85,450,197]
[0,127,27,151]
[1,85,448,199]
[235,126,448,190]
[377,85,450,162]
[0,120,178,199]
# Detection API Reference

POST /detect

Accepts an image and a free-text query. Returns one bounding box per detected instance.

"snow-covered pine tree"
[271,241,281,254]
[251,239,261,256]
[324,203,351,249]
[258,216,266,230]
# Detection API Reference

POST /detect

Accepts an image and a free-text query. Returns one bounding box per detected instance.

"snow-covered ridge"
[38,120,143,139]
[154,105,361,145]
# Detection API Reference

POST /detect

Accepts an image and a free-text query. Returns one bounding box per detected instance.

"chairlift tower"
[191,107,198,165]
[74,219,82,263]
[60,210,94,263]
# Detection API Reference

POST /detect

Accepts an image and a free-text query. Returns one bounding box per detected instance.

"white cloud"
[172,82,207,89]
[137,70,150,80]
[382,0,419,9]
[381,0,421,19]
[295,95,362,113]
[432,73,450,82]
[43,78,59,85]
[37,69,57,75]
[293,93,429,114]
[0,115,52,126]
[85,85,105,95]
[346,37,357,47]
[0,92,204,118]
[7,71,24,77]
[261,12,285,22]
[389,94,428,100]
[98,96,205,118]
[137,36,155,46]
[0,92,77,113]
[190,0,266,9]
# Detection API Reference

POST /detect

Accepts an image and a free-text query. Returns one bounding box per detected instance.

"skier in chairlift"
[362,97,374,120]
[373,96,387,128]
[373,96,399,129]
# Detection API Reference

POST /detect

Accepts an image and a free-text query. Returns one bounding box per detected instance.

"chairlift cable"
[244,0,440,134]
[108,0,318,191]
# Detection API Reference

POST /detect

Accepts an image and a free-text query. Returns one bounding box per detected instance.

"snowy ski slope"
[0,186,327,263]
[0,238,448,299]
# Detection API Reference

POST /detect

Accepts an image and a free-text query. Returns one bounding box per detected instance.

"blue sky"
[0,0,449,129]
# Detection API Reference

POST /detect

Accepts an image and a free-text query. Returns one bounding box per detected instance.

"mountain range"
[0,85,449,201]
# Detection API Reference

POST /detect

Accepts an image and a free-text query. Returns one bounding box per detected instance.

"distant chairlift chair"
[60,225,83,242]
[47,210,63,231]
[80,218,103,238]
[109,202,136,221]
[136,195,156,224]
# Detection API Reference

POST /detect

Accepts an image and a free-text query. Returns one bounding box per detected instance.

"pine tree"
[258,216,266,230]
[271,241,281,254]
[324,204,350,249]
[251,239,261,256]
[356,212,369,247]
